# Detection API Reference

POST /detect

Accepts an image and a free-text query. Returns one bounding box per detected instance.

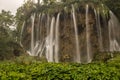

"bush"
[0,57,120,80]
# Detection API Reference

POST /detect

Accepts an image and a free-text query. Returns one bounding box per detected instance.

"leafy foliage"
[102,0,120,21]
[15,0,35,42]
[0,10,14,60]
[0,10,14,37]
[0,10,23,60]
[0,55,120,80]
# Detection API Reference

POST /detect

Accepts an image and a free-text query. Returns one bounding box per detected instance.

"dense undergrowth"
[0,54,120,80]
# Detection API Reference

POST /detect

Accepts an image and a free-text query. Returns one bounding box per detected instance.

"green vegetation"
[0,10,21,60]
[102,0,120,21]
[0,0,120,79]
[15,0,120,21]
[0,55,120,80]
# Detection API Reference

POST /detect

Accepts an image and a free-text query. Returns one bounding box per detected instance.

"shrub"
[0,57,120,80]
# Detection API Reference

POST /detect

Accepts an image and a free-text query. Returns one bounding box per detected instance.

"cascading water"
[54,13,60,62]
[31,13,35,56]
[94,8,104,52]
[20,1,120,63]
[85,4,92,63]
[109,11,120,52]
[72,5,81,63]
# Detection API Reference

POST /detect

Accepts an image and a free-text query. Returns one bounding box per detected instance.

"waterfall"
[20,21,25,47]
[20,2,120,63]
[109,11,120,52]
[36,13,41,42]
[49,17,55,62]
[46,14,50,37]
[34,13,41,56]
[86,4,92,63]
[72,5,81,63]
[54,13,60,63]
[36,14,46,57]
[94,9,104,51]
[46,14,50,61]
[31,13,36,56]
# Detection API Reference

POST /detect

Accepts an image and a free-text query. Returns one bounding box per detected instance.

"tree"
[0,10,15,38]
[15,0,35,42]
[0,10,22,60]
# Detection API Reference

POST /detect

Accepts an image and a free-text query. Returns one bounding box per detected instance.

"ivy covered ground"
[0,54,120,80]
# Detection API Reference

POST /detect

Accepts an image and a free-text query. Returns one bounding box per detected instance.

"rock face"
[20,1,120,63]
